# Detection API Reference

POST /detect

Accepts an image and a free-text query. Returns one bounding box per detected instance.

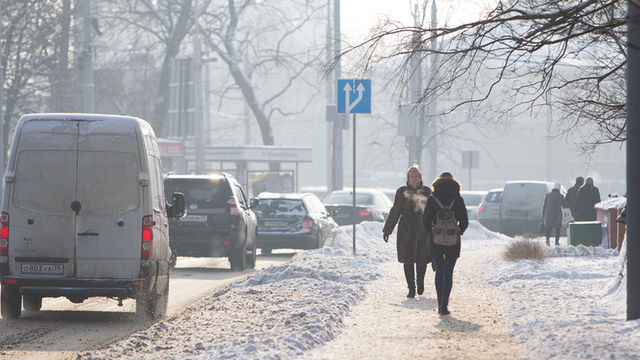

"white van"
[498,181,573,237]
[0,114,185,319]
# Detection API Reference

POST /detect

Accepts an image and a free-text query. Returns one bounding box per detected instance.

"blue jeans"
[433,256,457,301]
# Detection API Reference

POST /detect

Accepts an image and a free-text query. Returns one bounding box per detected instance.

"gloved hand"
[383,233,389,243]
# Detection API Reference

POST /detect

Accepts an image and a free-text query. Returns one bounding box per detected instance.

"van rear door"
[74,120,142,278]
[10,120,79,278]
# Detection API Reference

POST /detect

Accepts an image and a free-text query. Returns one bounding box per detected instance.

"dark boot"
[404,264,415,298]
[440,297,450,315]
[416,264,427,295]
[437,294,442,314]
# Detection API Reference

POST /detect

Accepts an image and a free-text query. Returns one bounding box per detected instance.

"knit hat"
[554,182,561,190]
[407,164,422,182]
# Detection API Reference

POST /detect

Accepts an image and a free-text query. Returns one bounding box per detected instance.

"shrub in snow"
[503,239,547,262]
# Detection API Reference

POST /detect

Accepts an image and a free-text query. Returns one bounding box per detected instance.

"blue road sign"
[337,79,371,114]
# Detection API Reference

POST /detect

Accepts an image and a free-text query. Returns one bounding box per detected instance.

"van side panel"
[500,182,550,236]
[74,121,143,278]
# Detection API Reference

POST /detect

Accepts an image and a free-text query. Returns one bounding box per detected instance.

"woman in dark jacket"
[422,172,468,315]
[383,165,432,298]
[574,177,601,221]
[542,183,569,246]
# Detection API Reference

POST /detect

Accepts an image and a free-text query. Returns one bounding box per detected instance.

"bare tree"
[198,0,326,168]
[1,0,68,164]
[331,0,627,154]
[98,0,206,137]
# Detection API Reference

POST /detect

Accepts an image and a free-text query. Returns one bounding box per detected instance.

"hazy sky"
[341,0,490,43]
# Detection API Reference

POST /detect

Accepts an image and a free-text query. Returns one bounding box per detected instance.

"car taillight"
[0,212,8,257]
[229,196,241,216]
[141,215,153,260]
[498,199,503,219]
[478,204,485,212]
[358,211,370,217]
[302,219,313,230]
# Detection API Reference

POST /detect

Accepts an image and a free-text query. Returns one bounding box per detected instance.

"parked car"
[499,181,573,237]
[460,191,488,220]
[254,192,339,254]
[0,114,185,319]
[323,189,392,226]
[477,188,503,231]
[164,174,260,271]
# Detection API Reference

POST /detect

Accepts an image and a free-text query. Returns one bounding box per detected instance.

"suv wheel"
[246,231,257,269]
[1,287,22,319]
[230,236,247,271]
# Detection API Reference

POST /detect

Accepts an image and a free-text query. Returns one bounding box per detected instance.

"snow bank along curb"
[78,223,391,360]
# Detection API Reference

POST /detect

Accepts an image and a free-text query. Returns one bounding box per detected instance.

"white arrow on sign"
[343,82,366,114]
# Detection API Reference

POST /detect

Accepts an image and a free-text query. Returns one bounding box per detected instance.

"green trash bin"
[567,221,602,247]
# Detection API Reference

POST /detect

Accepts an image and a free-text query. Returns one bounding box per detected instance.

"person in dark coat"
[542,182,569,246]
[383,165,432,298]
[422,172,468,315]
[565,176,584,218]
[574,177,601,221]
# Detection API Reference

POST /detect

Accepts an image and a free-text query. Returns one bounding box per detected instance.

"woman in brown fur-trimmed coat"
[382,165,432,298]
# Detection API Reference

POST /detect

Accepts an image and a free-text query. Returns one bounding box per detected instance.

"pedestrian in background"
[574,177,601,221]
[542,182,569,246]
[565,176,584,218]
[422,172,468,315]
[383,165,432,298]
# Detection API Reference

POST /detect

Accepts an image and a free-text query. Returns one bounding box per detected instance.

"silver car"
[477,188,503,231]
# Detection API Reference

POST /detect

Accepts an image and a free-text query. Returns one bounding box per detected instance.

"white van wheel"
[1,287,22,319]
[23,295,42,311]
[136,284,168,320]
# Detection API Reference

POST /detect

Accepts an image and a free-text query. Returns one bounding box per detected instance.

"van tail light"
[498,198,503,220]
[229,196,241,216]
[0,212,8,257]
[358,211,370,217]
[302,219,313,230]
[141,215,153,260]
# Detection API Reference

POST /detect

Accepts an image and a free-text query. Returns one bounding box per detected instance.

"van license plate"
[21,263,64,275]
[182,215,207,222]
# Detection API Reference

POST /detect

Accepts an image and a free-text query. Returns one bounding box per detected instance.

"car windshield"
[324,193,372,206]
[255,199,305,215]
[462,194,484,206]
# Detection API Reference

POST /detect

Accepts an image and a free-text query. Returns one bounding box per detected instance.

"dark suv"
[164,174,260,271]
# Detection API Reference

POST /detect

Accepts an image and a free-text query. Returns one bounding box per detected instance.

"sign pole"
[352,113,357,255]
[336,79,371,256]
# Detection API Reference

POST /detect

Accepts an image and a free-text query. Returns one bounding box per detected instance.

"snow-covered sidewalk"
[79,221,640,360]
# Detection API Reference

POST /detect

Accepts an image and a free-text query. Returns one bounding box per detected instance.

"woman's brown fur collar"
[431,175,461,191]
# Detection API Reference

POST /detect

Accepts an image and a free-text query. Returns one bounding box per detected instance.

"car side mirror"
[250,198,261,209]
[167,192,186,218]
[330,209,338,217]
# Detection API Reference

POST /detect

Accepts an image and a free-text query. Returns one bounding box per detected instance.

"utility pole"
[194,36,205,174]
[333,0,343,191]
[626,1,640,321]
[82,0,94,113]
[408,4,423,168]
[425,0,438,183]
